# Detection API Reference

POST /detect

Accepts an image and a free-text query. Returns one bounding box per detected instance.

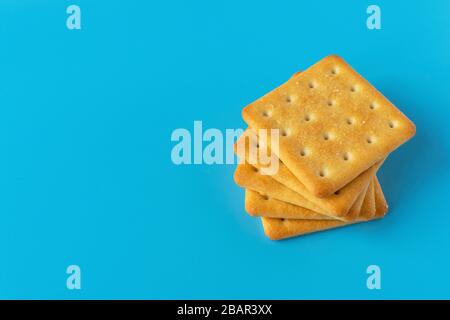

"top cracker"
[242,55,416,197]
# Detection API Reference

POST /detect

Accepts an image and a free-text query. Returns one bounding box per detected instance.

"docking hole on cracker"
[300,148,308,157]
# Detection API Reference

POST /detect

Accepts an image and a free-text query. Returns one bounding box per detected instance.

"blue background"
[0,0,449,299]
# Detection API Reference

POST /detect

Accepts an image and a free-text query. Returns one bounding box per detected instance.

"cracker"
[234,162,326,214]
[358,179,376,220]
[242,55,416,197]
[260,177,388,240]
[374,177,388,217]
[236,129,383,216]
[346,180,369,218]
[245,179,371,221]
[345,179,369,220]
[245,189,333,220]
[261,217,348,240]
[244,186,370,220]
[234,162,369,221]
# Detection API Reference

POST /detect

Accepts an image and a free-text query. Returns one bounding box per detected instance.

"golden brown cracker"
[359,179,376,220]
[261,217,348,240]
[236,129,383,216]
[345,180,370,220]
[244,184,370,221]
[235,162,371,221]
[234,162,326,214]
[245,189,332,220]
[242,55,416,197]
[260,178,388,240]
[374,177,388,218]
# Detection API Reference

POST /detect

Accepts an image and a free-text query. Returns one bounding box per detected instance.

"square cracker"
[242,55,416,197]
[261,177,387,240]
[345,179,370,219]
[245,189,333,220]
[236,129,383,216]
[234,162,371,221]
[374,177,388,216]
[261,217,348,240]
[234,162,326,214]
[358,179,376,220]
[244,180,370,220]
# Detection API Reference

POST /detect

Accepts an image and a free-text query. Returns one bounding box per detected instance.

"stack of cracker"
[234,55,415,240]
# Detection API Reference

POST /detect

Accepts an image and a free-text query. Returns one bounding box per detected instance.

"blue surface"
[0,0,449,299]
